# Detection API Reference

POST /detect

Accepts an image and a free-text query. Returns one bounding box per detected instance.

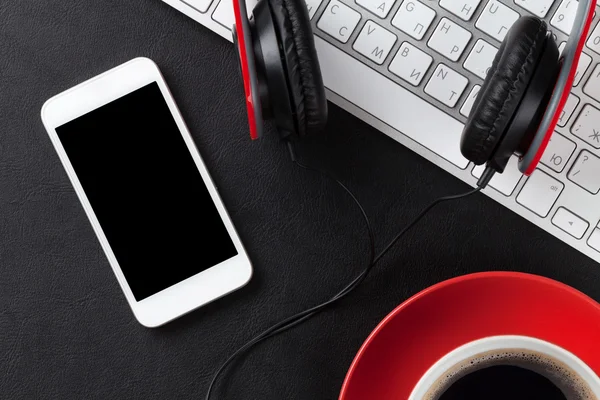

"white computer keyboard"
[163,0,600,265]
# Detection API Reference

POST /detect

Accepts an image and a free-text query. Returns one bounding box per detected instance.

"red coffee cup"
[339,272,600,399]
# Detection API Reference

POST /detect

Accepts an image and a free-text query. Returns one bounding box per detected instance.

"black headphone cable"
[205,141,482,399]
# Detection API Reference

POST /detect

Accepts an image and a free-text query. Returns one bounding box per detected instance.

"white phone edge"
[41,57,253,328]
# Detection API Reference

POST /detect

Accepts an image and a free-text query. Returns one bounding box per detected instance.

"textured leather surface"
[269,0,327,137]
[1,1,600,399]
[461,17,547,165]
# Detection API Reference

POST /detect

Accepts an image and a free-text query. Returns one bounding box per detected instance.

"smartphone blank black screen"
[56,82,238,301]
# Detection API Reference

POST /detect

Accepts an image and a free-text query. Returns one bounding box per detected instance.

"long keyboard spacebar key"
[314,37,469,169]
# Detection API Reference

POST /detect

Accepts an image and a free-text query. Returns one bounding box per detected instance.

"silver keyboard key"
[552,207,589,239]
[389,42,433,86]
[391,0,436,40]
[572,52,592,86]
[440,0,483,21]
[212,0,258,28]
[473,156,523,196]
[460,85,481,117]
[587,21,600,54]
[551,0,579,35]
[425,64,469,107]
[317,0,362,43]
[517,169,564,217]
[568,150,600,194]
[306,0,324,19]
[541,132,576,172]
[428,18,472,61]
[183,0,213,13]
[353,21,397,64]
[557,93,580,127]
[514,0,556,18]
[559,43,592,86]
[572,104,600,149]
[588,228,600,252]
[476,0,520,41]
[464,39,498,79]
[583,64,600,102]
[356,0,398,18]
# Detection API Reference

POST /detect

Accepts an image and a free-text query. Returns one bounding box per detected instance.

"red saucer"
[339,272,600,400]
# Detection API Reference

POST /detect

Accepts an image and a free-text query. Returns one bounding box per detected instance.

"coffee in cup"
[410,336,600,400]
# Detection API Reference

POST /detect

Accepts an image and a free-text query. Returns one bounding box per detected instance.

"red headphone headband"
[233,0,263,140]
[520,0,597,175]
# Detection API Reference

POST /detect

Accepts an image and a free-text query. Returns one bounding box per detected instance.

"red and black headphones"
[232,0,596,183]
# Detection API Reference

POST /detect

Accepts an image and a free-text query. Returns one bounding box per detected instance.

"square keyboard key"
[425,64,469,107]
[517,169,564,217]
[305,0,324,19]
[464,39,498,79]
[568,150,600,194]
[587,21,600,54]
[557,93,580,127]
[584,64,600,102]
[572,53,591,86]
[183,0,213,13]
[440,0,482,21]
[391,0,436,40]
[212,0,258,28]
[353,21,397,64]
[389,42,433,86]
[460,85,481,117]
[540,132,576,172]
[588,228,600,252]
[356,0,397,18]
[551,0,580,35]
[317,0,361,43]
[514,0,556,18]
[428,18,472,61]
[476,0,520,41]
[571,104,600,149]
[552,207,589,239]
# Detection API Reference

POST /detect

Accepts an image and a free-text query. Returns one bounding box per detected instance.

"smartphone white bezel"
[41,57,252,328]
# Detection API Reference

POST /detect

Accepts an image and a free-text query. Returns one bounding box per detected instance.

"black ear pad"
[268,0,328,137]
[460,17,549,165]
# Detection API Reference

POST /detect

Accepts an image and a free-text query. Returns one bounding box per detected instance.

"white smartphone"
[41,58,252,328]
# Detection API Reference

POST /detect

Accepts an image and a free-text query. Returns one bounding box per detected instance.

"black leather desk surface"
[2,1,600,399]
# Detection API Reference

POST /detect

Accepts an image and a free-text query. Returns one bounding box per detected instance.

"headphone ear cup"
[268,0,327,137]
[460,17,549,166]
